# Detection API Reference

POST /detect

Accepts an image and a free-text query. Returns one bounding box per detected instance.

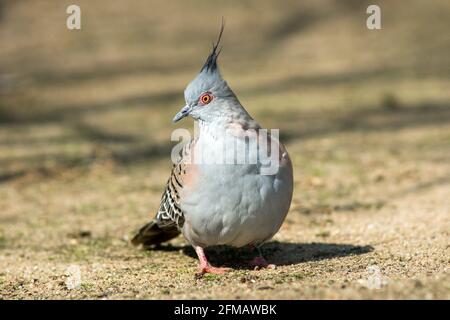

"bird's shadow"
[148,241,374,270]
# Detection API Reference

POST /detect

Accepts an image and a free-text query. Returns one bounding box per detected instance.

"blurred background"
[0,0,449,299]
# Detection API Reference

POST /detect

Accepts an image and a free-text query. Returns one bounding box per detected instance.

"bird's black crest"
[201,19,225,73]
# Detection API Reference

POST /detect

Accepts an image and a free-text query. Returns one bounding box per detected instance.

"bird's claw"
[197,265,231,276]
[249,256,276,270]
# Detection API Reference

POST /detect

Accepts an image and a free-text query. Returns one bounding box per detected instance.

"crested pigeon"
[132,23,293,274]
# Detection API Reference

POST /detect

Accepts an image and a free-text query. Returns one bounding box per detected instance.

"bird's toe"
[197,265,232,275]
[249,256,276,270]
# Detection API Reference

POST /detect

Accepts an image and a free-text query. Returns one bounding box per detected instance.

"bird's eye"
[199,92,213,105]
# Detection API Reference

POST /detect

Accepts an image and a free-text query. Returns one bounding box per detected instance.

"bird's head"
[173,21,238,124]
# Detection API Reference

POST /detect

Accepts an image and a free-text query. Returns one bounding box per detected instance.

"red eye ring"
[199,92,213,105]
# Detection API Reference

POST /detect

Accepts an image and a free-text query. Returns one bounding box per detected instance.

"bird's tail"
[131,220,180,247]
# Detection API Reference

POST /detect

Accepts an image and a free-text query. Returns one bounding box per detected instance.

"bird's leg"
[248,246,276,269]
[194,246,231,275]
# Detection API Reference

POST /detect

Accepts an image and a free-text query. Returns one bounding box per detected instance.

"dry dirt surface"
[0,0,449,299]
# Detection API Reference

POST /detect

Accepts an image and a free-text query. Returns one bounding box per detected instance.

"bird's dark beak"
[173,105,192,123]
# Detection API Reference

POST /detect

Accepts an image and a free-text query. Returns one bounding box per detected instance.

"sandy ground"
[0,0,449,299]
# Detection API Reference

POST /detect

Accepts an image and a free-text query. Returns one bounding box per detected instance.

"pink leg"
[248,246,276,270]
[195,246,231,275]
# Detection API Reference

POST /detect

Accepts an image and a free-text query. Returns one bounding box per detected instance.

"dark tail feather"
[131,220,180,247]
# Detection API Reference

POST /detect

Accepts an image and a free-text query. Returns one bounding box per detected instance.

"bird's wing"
[155,158,188,229]
[131,140,196,246]
[155,138,196,230]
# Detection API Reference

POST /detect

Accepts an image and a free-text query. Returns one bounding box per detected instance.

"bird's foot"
[249,256,276,270]
[197,265,231,275]
[194,246,231,276]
